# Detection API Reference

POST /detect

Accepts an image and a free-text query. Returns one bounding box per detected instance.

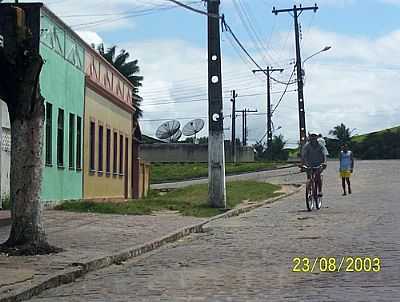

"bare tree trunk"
[4,100,44,246]
[0,6,60,255]
[0,77,61,256]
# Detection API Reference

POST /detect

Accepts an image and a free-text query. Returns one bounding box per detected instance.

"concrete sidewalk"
[0,185,301,302]
[0,211,205,302]
[0,211,10,227]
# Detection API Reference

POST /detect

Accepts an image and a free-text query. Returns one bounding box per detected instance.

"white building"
[0,100,11,209]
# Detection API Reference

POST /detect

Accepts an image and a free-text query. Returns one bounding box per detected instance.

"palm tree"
[329,123,352,144]
[97,44,143,118]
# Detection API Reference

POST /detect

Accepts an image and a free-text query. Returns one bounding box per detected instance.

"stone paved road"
[32,160,400,301]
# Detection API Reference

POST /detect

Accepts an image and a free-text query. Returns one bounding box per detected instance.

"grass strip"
[56,181,282,218]
[150,162,285,184]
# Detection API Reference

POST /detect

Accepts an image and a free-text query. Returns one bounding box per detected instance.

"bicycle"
[301,165,324,211]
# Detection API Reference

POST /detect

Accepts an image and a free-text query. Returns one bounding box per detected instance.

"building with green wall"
[0,3,144,203]
[39,8,85,202]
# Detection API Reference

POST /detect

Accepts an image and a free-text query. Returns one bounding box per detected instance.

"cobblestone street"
[31,160,400,301]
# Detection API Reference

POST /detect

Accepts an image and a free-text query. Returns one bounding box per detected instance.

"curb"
[0,218,11,228]
[0,185,303,302]
[207,184,303,223]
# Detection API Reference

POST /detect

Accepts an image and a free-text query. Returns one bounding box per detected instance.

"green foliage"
[97,43,143,118]
[287,147,300,158]
[352,129,400,159]
[254,135,289,161]
[182,137,194,143]
[1,194,10,210]
[56,181,282,218]
[351,126,400,143]
[253,142,265,160]
[325,137,341,158]
[181,136,209,144]
[326,124,400,159]
[329,123,353,145]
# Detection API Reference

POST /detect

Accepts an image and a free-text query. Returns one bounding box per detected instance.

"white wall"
[0,100,11,208]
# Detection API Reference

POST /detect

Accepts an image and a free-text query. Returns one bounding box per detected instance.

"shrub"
[1,194,10,210]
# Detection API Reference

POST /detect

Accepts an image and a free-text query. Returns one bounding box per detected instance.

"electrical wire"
[238,0,280,66]
[232,0,272,66]
[142,90,297,107]
[222,18,296,88]
[271,66,296,115]
[70,1,203,29]
[165,0,220,18]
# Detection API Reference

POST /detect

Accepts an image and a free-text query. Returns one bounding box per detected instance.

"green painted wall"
[39,10,85,202]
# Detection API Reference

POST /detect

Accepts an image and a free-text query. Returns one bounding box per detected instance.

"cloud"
[122,27,400,146]
[76,31,104,46]
[9,0,397,146]
[3,0,181,32]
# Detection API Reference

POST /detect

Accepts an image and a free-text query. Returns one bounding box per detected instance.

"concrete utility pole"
[241,109,246,146]
[237,108,257,146]
[272,4,318,147]
[253,67,283,156]
[230,90,238,163]
[207,0,226,208]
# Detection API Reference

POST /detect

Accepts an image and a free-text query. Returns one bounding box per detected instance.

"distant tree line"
[326,123,400,159]
[253,135,289,161]
[351,131,400,159]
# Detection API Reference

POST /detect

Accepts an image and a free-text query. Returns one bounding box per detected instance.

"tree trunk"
[6,99,45,243]
[0,5,60,255]
[1,90,60,255]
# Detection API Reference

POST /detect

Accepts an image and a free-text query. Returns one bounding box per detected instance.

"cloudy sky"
[5,0,400,146]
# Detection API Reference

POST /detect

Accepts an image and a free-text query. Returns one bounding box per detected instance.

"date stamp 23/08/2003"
[292,257,381,273]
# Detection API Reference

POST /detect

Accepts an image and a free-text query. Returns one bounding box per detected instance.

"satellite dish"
[155,120,180,140]
[182,119,205,144]
[182,119,205,136]
[169,129,182,143]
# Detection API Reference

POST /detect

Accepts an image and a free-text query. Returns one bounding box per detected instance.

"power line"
[142,74,265,99]
[232,0,274,66]
[141,116,208,122]
[222,17,296,88]
[142,90,296,107]
[271,66,296,115]
[240,0,281,66]
[222,19,268,77]
[165,0,220,18]
[70,1,203,29]
[223,34,266,84]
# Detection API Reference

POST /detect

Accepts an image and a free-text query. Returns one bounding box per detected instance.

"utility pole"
[207,0,226,208]
[236,108,257,147]
[242,109,246,146]
[272,4,318,148]
[253,67,283,156]
[230,90,238,163]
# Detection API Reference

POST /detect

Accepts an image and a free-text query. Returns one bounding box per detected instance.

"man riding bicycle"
[301,132,327,197]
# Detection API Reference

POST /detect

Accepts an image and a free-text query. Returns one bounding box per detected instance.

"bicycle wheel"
[315,182,322,210]
[315,174,322,210]
[305,181,314,211]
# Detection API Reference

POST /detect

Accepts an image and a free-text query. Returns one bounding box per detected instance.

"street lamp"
[302,46,331,86]
[273,125,282,133]
[303,46,331,64]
